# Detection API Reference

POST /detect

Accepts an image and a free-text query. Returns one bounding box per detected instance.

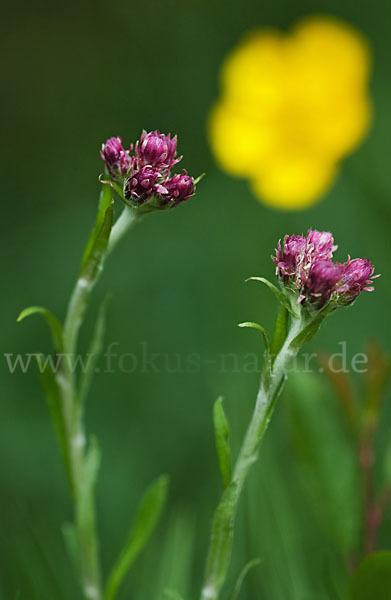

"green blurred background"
[1,0,390,598]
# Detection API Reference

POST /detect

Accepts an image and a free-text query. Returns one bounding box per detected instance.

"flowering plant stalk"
[18,130,199,600]
[201,230,379,600]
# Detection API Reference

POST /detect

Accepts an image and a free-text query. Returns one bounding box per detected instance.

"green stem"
[56,203,140,600]
[200,315,303,600]
[107,205,140,255]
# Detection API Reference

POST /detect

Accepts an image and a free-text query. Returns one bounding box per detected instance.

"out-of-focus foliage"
[350,551,391,599]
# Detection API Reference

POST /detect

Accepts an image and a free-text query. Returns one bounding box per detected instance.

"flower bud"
[273,229,337,290]
[159,170,196,206]
[100,137,132,180]
[306,230,337,262]
[134,130,181,173]
[124,166,160,205]
[303,260,344,306]
[337,258,379,303]
[272,235,307,286]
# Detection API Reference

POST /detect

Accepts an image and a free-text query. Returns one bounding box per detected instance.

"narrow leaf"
[289,315,324,351]
[289,303,334,351]
[237,322,270,354]
[228,558,262,600]
[36,355,72,493]
[193,172,206,185]
[79,437,100,521]
[202,481,238,599]
[78,293,110,408]
[98,175,124,201]
[105,474,169,600]
[257,374,286,442]
[80,203,114,283]
[81,184,112,270]
[270,305,289,362]
[17,306,63,352]
[213,397,232,489]
[246,277,297,317]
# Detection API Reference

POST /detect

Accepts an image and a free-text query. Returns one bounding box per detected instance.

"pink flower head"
[159,170,195,206]
[100,137,132,180]
[337,258,380,302]
[133,130,181,173]
[124,166,160,205]
[303,260,344,307]
[272,230,378,308]
[272,229,336,289]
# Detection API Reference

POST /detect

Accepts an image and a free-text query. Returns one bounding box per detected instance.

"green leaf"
[17,306,63,352]
[98,174,124,201]
[270,305,289,362]
[289,303,334,351]
[246,277,297,317]
[237,322,270,354]
[76,437,101,584]
[77,293,110,409]
[228,558,262,600]
[289,315,324,351]
[350,552,391,600]
[213,397,232,489]
[202,481,238,599]
[193,172,206,185]
[35,355,72,493]
[77,436,101,538]
[81,184,112,270]
[105,474,169,600]
[80,202,114,283]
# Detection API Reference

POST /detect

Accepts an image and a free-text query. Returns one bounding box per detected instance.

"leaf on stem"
[193,173,206,185]
[289,303,334,351]
[270,305,289,363]
[79,436,100,529]
[246,277,297,317]
[289,315,324,351]
[237,322,270,355]
[202,480,238,599]
[228,558,262,600]
[257,375,286,442]
[98,174,124,201]
[36,355,73,493]
[80,202,114,283]
[81,184,112,271]
[17,306,63,352]
[78,293,111,409]
[105,474,169,600]
[213,397,232,489]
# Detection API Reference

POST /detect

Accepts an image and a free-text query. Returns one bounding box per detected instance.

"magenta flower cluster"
[272,230,379,306]
[100,130,195,207]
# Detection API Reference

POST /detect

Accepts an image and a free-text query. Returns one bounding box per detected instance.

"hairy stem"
[200,315,303,600]
[107,205,140,255]
[56,203,140,600]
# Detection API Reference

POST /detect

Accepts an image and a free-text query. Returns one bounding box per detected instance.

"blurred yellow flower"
[209,16,372,209]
